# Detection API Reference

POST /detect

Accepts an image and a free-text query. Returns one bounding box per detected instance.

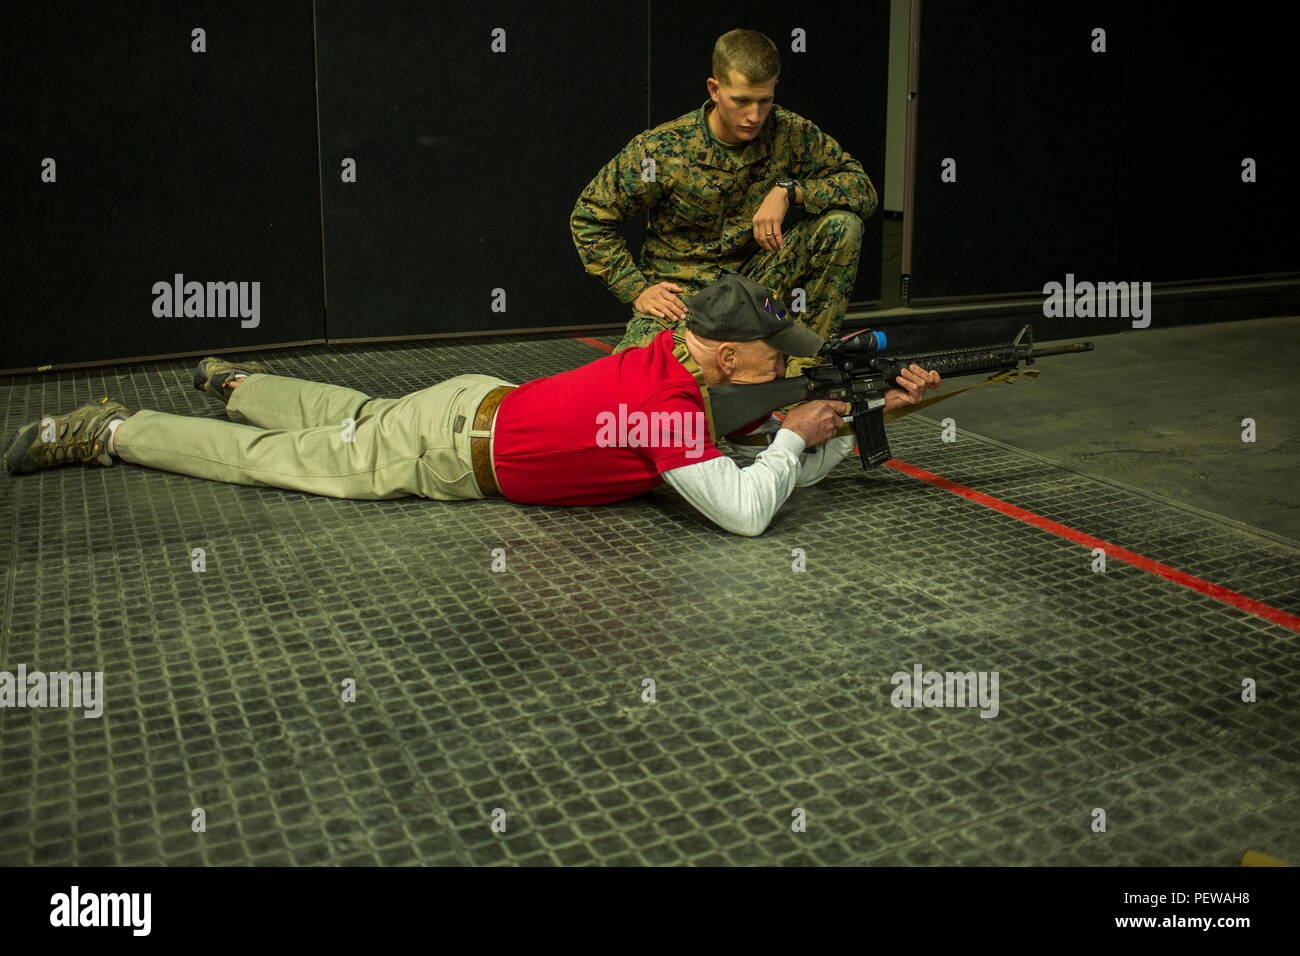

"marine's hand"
[883,363,941,412]
[780,400,848,448]
[633,282,688,321]
[753,188,790,253]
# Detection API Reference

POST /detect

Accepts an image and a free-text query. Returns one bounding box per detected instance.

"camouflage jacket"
[571,100,877,304]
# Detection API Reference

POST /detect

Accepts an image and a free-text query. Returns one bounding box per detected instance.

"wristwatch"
[776,178,799,205]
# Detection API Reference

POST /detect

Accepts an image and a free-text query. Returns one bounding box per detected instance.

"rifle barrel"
[1026,343,1095,358]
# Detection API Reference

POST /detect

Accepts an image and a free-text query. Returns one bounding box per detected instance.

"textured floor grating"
[1,333,1297,866]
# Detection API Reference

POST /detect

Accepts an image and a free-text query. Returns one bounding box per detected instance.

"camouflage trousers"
[612,209,864,373]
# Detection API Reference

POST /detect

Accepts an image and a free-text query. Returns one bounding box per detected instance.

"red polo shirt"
[493,330,724,505]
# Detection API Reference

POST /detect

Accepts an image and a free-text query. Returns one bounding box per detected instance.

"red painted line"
[566,333,614,353]
[885,458,1300,633]
[568,334,1300,632]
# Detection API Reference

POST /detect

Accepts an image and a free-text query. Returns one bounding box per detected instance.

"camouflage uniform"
[571,100,877,367]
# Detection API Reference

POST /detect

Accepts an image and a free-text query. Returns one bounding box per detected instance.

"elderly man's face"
[725,339,786,384]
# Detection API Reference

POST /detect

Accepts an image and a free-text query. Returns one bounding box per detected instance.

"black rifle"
[709,324,1094,469]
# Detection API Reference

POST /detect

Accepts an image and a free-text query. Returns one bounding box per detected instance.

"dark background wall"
[0,0,891,371]
[1,1,322,373]
[910,1,1298,301]
[2,1,1293,373]
[315,1,644,339]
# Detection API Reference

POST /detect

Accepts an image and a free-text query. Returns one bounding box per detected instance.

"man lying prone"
[5,274,939,536]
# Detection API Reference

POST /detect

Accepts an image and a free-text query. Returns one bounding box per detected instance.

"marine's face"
[706,71,777,143]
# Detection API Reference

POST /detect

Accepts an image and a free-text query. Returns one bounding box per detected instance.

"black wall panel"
[647,1,890,306]
[911,1,1126,300]
[314,1,644,338]
[911,1,1298,301]
[1,2,323,371]
[6,4,1290,372]
[1115,8,1296,280]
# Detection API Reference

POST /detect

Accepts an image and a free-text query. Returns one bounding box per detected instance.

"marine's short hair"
[712,29,781,87]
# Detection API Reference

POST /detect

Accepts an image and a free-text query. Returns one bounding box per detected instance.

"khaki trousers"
[114,372,512,500]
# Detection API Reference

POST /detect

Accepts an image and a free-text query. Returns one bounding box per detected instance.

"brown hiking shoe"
[4,398,127,474]
[193,356,271,404]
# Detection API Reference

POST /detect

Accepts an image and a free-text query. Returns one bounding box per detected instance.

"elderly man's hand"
[780,399,848,448]
[883,363,941,412]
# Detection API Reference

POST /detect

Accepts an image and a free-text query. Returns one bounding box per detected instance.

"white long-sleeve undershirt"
[661,415,857,536]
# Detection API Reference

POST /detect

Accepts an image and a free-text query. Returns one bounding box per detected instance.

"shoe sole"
[4,421,40,475]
